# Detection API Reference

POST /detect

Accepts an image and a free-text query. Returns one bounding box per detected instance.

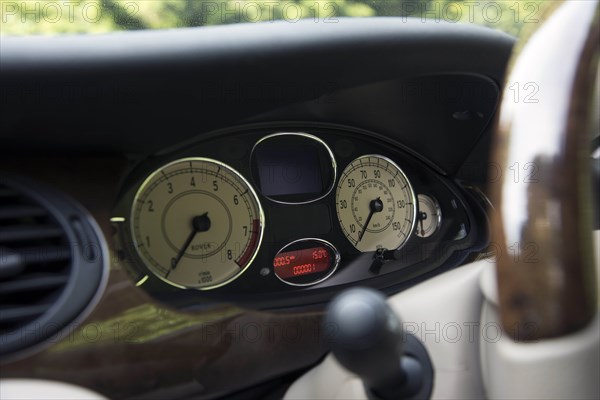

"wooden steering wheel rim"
[491,1,599,341]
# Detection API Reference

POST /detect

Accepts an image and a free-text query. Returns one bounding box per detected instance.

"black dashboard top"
[1,18,514,180]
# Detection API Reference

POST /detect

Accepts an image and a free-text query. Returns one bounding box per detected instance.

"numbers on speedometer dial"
[336,155,416,252]
[131,158,264,290]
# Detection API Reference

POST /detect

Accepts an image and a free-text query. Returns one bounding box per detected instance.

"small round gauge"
[416,194,442,238]
[130,158,264,290]
[336,155,417,252]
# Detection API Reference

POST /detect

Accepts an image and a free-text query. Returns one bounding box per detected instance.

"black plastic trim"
[0,18,514,178]
[0,176,109,362]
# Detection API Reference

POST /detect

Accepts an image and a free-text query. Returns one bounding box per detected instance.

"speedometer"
[131,158,264,290]
[336,155,416,252]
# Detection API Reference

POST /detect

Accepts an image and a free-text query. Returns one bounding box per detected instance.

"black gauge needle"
[167,213,211,276]
[418,211,427,236]
[358,198,383,242]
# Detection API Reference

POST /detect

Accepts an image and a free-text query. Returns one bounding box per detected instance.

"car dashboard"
[0,18,515,399]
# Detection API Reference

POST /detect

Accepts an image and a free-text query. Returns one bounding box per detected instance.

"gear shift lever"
[324,288,433,400]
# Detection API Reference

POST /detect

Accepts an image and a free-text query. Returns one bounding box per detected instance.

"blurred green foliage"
[1,0,545,36]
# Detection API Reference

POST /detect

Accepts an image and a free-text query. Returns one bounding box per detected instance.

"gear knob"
[324,288,433,400]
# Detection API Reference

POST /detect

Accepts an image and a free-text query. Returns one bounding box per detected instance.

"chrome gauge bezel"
[250,132,337,205]
[335,154,417,252]
[416,194,442,238]
[129,157,265,290]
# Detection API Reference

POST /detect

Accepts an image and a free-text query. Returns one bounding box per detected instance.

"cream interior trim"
[285,231,600,400]
[0,379,107,400]
[480,230,600,400]
[285,259,491,400]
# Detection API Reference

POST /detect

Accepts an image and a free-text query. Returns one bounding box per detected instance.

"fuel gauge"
[416,194,442,238]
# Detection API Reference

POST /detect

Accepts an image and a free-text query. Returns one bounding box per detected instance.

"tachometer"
[131,158,264,289]
[336,155,416,252]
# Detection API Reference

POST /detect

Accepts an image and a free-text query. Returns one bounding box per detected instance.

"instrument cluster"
[112,125,486,309]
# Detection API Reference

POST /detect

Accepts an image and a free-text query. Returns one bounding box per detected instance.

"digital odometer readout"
[273,241,339,286]
[274,247,330,279]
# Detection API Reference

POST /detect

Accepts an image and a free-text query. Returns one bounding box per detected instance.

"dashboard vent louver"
[0,183,72,335]
[0,178,107,360]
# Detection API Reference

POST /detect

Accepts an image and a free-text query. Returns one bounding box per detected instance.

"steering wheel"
[491,1,599,342]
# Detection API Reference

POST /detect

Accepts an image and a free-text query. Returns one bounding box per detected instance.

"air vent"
[0,178,107,360]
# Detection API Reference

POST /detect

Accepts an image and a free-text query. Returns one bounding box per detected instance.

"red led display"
[273,246,332,280]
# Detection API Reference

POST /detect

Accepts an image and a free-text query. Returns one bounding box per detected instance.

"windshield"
[1,0,543,36]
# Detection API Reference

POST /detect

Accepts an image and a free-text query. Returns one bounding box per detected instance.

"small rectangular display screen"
[255,143,322,197]
[273,247,331,280]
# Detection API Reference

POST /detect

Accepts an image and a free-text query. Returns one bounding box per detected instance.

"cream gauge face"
[130,158,264,289]
[416,194,442,238]
[336,155,416,252]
